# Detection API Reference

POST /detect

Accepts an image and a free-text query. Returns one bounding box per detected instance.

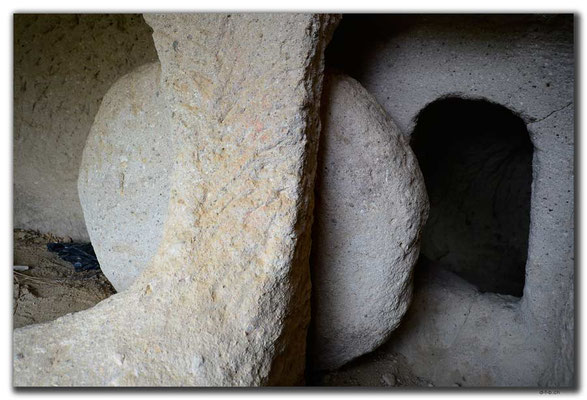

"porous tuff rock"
[385,104,575,387]
[309,72,429,371]
[327,15,574,386]
[386,262,551,386]
[13,13,339,386]
[78,61,172,292]
[14,14,158,241]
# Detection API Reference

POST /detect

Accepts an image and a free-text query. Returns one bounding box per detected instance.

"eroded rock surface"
[386,261,551,386]
[78,61,172,292]
[14,14,158,241]
[14,13,339,386]
[326,15,574,387]
[309,72,429,371]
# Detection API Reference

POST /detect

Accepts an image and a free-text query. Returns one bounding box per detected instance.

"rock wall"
[327,14,574,387]
[14,14,158,240]
[14,13,339,386]
[13,13,573,387]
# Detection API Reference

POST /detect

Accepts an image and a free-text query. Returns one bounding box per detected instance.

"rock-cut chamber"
[411,97,533,297]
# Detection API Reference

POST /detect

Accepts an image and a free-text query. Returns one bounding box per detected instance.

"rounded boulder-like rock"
[309,72,429,370]
[78,61,173,292]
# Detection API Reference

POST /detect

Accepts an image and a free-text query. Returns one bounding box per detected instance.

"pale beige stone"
[78,61,172,292]
[14,14,158,241]
[13,13,339,386]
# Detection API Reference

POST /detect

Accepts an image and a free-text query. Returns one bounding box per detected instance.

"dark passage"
[411,97,533,297]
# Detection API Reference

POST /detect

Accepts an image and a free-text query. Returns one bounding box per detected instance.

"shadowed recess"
[411,97,533,297]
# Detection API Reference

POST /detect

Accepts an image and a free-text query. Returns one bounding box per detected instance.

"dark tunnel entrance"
[411,97,533,297]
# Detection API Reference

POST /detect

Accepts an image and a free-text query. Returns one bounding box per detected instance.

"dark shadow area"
[325,14,573,84]
[411,97,533,297]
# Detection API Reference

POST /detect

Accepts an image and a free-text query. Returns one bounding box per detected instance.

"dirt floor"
[13,229,116,329]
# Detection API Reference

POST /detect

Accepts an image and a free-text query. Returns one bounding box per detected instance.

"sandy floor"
[13,229,116,329]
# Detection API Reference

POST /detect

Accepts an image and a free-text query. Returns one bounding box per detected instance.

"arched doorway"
[411,97,533,297]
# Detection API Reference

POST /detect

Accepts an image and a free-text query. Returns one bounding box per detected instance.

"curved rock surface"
[309,72,429,371]
[14,13,339,386]
[78,61,172,292]
[326,15,574,386]
[14,14,158,241]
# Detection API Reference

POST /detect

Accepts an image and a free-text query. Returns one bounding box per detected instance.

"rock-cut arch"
[411,96,533,297]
